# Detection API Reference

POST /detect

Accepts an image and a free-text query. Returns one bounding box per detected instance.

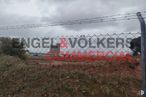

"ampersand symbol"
[60,37,68,48]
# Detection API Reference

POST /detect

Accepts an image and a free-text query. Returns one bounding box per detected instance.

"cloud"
[0,0,145,38]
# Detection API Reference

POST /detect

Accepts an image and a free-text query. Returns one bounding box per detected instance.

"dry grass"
[0,55,142,97]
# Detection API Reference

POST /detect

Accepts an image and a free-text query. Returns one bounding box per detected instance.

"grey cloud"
[39,0,146,32]
[0,0,145,38]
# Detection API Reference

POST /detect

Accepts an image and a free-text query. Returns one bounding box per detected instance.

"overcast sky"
[0,0,145,37]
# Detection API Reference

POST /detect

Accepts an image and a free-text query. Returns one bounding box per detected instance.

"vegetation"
[0,55,141,97]
[0,37,27,59]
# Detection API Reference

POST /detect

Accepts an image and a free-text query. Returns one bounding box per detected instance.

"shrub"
[0,37,27,60]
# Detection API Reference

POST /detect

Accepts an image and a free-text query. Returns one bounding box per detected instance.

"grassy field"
[0,55,142,97]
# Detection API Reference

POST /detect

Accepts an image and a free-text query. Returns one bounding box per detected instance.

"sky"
[0,0,145,53]
[0,0,145,37]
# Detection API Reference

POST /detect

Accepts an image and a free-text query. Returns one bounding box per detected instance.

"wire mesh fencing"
[0,32,141,62]
[0,28,143,97]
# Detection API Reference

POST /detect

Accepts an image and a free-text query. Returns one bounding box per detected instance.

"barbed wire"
[0,12,145,30]
[58,11,146,22]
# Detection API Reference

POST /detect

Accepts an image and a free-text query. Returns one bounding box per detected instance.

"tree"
[0,37,27,60]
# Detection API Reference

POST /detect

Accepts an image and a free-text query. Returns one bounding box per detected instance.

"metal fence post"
[137,12,146,97]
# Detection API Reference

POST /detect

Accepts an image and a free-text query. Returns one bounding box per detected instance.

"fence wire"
[0,32,141,62]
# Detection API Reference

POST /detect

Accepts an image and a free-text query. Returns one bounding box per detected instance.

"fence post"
[137,12,146,97]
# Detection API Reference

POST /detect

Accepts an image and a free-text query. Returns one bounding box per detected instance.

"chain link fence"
[11,32,140,60]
